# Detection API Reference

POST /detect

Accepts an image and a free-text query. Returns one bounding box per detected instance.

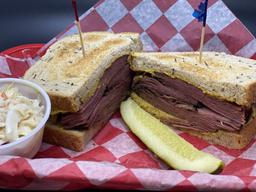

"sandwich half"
[24,32,142,151]
[129,52,256,149]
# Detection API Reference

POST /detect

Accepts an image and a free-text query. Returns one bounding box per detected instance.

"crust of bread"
[43,122,104,152]
[131,93,256,149]
[24,32,142,113]
[130,52,256,107]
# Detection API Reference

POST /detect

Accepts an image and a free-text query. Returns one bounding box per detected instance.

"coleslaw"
[0,84,44,146]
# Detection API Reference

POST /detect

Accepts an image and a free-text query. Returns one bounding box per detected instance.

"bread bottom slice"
[131,93,256,149]
[43,122,103,152]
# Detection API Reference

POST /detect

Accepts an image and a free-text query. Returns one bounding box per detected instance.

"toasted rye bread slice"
[130,52,256,107]
[131,93,256,149]
[44,121,104,152]
[24,32,142,113]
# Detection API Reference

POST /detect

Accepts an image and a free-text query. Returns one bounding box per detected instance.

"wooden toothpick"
[199,26,206,64]
[72,0,85,58]
[193,0,209,64]
[75,21,86,57]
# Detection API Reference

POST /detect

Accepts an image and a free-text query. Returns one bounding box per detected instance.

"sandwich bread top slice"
[130,52,256,107]
[24,32,142,113]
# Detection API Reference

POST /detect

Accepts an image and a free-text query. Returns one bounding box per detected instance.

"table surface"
[0,0,255,52]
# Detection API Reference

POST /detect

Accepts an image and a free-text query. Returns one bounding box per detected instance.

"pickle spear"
[120,98,224,173]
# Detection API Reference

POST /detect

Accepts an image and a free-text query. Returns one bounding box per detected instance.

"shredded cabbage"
[0,85,44,146]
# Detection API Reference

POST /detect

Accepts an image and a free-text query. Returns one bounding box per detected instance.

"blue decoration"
[192,0,209,26]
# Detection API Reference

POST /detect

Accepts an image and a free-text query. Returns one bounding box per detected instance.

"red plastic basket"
[1,44,44,58]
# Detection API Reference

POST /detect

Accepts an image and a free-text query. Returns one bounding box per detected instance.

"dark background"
[0,0,255,52]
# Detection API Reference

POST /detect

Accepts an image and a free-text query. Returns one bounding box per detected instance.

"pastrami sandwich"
[24,32,142,151]
[129,52,256,149]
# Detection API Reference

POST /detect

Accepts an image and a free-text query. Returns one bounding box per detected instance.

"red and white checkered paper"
[1,0,256,191]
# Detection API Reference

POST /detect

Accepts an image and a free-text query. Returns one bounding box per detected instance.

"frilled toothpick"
[72,0,85,57]
[193,0,209,63]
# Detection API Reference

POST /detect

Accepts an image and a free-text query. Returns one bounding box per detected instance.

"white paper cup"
[0,78,51,158]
